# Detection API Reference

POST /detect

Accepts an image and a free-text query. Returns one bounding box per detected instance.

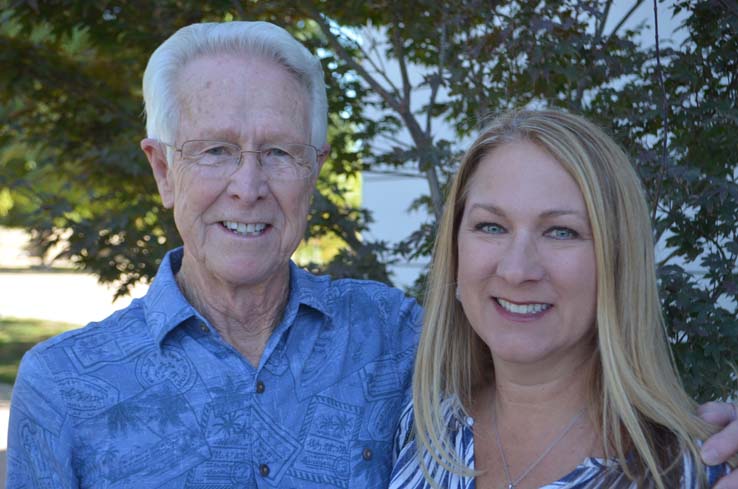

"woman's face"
[456,140,597,372]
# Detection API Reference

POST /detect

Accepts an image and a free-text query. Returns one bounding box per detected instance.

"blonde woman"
[390,109,735,488]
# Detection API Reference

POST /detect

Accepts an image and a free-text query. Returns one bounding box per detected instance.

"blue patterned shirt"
[389,399,731,488]
[7,247,423,488]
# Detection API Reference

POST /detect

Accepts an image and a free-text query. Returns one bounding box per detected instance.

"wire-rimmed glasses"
[162,139,320,181]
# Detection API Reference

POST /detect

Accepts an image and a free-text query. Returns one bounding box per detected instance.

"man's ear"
[141,138,175,209]
[316,143,330,174]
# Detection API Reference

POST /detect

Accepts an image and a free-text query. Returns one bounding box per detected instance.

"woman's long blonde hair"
[412,108,720,488]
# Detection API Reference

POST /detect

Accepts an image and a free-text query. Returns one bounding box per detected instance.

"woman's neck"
[491,351,595,414]
[471,354,604,489]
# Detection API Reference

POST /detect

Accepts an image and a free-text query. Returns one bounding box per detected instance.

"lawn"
[0,317,81,384]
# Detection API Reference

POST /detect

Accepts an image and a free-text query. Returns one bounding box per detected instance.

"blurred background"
[1,0,736,486]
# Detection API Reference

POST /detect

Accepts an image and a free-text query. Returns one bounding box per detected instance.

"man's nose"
[226,152,269,201]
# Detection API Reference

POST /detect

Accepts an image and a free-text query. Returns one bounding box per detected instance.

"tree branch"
[376,132,413,149]
[355,30,402,95]
[390,18,412,113]
[307,8,403,116]
[594,0,613,41]
[307,7,444,219]
[656,246,682,269]
[605,0,645,43]
[650,0,670,226]
[426,9,447,137]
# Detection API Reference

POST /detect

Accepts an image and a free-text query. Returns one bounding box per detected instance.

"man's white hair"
[142,21,328,163]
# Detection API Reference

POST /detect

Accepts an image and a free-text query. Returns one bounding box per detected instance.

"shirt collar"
[287,260,331,316]
[142,247,198,345]
[143,247,332,346]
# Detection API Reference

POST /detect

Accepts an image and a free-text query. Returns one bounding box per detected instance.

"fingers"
[698,401,738,427]
[699,402,738,466]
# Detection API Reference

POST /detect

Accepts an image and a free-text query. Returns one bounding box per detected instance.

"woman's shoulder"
[393,398,417,452]
[390,397,475,489]
[394,396,469,446]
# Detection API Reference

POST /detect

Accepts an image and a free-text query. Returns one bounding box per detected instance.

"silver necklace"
[491,404,586,489]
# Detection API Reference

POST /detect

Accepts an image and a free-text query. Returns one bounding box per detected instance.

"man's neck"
[175,260,291,367]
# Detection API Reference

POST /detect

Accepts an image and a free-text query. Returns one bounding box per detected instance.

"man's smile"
[220,220,268,236]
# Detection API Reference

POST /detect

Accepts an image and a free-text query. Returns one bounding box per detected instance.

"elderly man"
[7,21,738,489]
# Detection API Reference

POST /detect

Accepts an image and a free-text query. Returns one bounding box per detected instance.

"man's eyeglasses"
[161,140,320,181]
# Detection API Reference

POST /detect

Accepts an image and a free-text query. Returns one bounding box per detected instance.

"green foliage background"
[0,0,736,401]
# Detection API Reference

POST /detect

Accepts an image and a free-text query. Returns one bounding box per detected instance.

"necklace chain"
[491,404,586,489]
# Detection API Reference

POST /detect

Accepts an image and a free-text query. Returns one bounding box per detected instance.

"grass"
[0,317,81,384]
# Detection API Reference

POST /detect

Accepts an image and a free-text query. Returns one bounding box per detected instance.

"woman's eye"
[546,227,579,239]
[476,222,505,234]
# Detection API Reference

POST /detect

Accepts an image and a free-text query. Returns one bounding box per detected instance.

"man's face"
[146,53,324,290]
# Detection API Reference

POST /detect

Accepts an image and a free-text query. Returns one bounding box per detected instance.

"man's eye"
[203,146,232,157]
[263,146,292,159]
[475,222,505,234]
[546,227,579,239]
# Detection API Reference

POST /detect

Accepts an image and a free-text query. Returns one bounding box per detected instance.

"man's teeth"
[497,298,551,315]
[222,221,266,236]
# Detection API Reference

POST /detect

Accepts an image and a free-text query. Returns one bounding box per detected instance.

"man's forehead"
[175,54,308,109]
[172,52,311,142]
[177,52,302,90]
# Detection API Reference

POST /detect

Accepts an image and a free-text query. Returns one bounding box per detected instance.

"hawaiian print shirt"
[7,247,422,489]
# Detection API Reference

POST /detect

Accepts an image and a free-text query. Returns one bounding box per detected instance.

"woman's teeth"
[497,298,551,315]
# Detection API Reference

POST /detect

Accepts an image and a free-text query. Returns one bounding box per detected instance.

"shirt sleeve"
[395,294,424,409]
[6,349,79,489]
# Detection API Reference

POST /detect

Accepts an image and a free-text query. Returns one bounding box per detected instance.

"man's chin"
[208,257,288,289]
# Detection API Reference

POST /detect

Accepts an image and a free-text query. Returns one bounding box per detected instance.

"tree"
[301,0,738,401]
[1,0,735,401]
[0,1,392,298]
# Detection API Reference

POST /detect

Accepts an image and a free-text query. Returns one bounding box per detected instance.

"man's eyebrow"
[190,128,306,143]
[192,127,241,141]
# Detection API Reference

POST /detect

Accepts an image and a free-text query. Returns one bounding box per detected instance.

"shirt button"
[362,447,373,461]
[259,464,270,477]
[256,380,265,394]
[199,322,209,333]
